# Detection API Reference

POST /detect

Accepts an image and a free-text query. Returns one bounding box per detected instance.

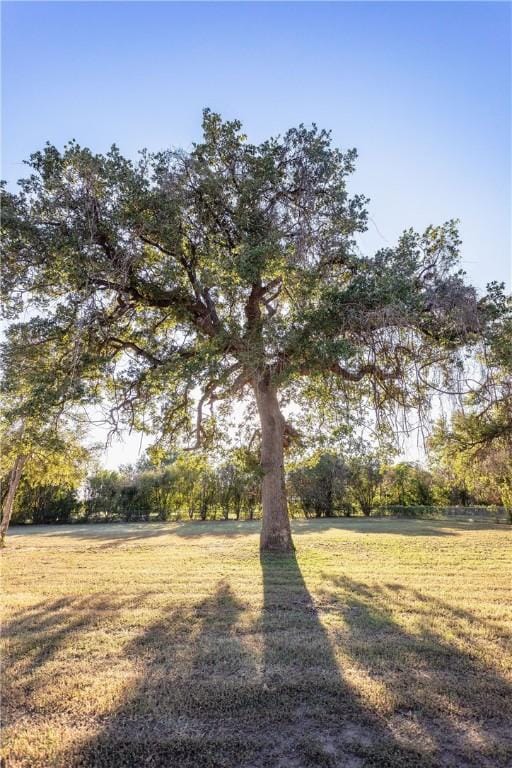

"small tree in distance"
[346,454,383,516]
[0,417,91,544]
[1,110,501,552]
[289,453,348,517]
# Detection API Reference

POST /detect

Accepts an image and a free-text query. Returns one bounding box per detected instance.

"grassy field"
[1,518,511,768]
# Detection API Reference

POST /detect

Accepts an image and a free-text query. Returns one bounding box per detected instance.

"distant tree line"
[10,432,510,526]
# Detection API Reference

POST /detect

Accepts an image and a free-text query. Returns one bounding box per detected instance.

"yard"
[1,518,511,767]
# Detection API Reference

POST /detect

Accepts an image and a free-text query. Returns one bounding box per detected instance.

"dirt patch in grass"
[2,519,511,767]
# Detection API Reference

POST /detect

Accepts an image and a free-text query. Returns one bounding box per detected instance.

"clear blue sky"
[2,1,510,466]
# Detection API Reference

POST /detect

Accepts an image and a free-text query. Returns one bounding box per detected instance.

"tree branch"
[184,364,248,450]
[328,361,400,383]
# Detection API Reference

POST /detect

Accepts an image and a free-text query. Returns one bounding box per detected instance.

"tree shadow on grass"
[2,593,145,677]
[258,554,436,768]
[2,587,256,768]
[19,520,256,548]
[385,582,512,648]
[16,517,486,548]
[165,518,463,538]
[70,582,262,768]
[1,594,142,742]
[321,575,512,767]
[4,558,510,768]
[290,518,462,537]
[61,557,437,768]
[17,523,183,543]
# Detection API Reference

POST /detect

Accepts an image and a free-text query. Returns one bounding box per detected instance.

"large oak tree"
[1,111,495,551]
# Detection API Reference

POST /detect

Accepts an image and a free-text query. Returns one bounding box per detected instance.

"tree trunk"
[0,455,27,547]
[253,378,294,553]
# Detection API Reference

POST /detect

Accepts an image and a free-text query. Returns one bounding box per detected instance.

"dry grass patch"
[1,518,511,767]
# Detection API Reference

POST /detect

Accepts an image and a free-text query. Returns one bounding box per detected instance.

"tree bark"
[0,455,27,547]
[253,378,294,553]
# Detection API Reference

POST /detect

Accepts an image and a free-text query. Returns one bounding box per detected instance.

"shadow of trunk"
[259,553,432,766]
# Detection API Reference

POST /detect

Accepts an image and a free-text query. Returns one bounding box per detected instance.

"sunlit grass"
[2,518,511,767]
